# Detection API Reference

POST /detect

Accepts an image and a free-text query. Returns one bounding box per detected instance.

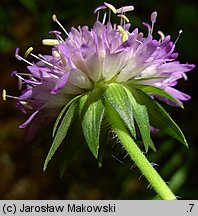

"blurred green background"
[0,0,197,199]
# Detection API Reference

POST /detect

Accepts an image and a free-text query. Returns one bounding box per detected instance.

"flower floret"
[6,2,194,131]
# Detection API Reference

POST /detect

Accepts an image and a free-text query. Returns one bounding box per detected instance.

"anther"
[151,11,157,23]
[42,39,60,46]
[49,31,64,42]
[94,5,106,14]
[150,11,157,35]
[117,5,134,13]
[157,30,165,41]
[52,50,61,57]
[15,48,33,66]
[2,89,6,101]
[117,14,130,23]
[24,47,34,58]
[19,101,33,109]
[104,2,117,14]
[59,52,67,66]
[118,25,128,42]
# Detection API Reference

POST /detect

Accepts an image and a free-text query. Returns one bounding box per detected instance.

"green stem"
[107,105,176,200]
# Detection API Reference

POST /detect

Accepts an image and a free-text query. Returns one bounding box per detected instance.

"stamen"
[13,73,26,90]
[135,40,143,45]
[19,101,33,109]
[117,14,130,23]
[49,31,64,42]
[59,51,67,66]
[52,50,61,57]
[29,52,60,70]
[18,77,23,90]
[102,12,107,24]
[96,11,100,22]
[182,72,188,80]
[42,39,60,46]
[24,47,34,58]
[108,8,111,22]
[104,2,117,14]
[94,5,106,14]
[142,22,151,35]
[30,53,66,76]
[15,73,25,81]
[118,25,128,42]
[15,48,33,66]
[150,11,157,35]
[2,89,18,101]
[52,14,70,38]
[117,5,134,13]
[48,30,62,35]
[12,72,36,78]
[174,30,183,44]
[157,30,165,41]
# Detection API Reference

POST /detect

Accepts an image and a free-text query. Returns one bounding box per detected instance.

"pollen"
[157,30,165,41]
[20,101,33,110]
[117,25,128,42]
[104,2,117,14]
[118,14,130,23]
[24,47,34,58]
[42,39,60,46]
[2,89,6,101]
[52,50,61,57]
[52,14,57,22]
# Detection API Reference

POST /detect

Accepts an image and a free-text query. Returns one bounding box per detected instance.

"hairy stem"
[107,104,176,200]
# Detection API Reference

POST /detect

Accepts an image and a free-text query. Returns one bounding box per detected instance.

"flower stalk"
[107,103,176,200]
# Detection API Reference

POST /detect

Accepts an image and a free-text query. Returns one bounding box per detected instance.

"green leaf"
[79,89,104,158]
[52,95,81,137]
[129,84,183,108]
[134,89,188,147]
[124,86,155,152]
[43,101,78,171]
[103,83,136,137]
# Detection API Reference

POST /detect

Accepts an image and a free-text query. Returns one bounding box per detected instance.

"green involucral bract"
[79,89,104,158]
[124,86,155,152]
[44,82,188,171]
[44,98,79,171]
[134,89,188,147]
[103,83,136,137]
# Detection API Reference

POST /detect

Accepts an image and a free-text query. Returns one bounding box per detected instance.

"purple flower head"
[4,2,194,139]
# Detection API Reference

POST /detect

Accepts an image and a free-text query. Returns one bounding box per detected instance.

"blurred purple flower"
[6,2,195,137]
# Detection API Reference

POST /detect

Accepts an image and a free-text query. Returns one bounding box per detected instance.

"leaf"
[43,101,78,171]
[130,84,183,108]
[103,83,136,137]
[134,89,188,147]
[124,86,155,152]
[52,95,81,137]
[79,89,104,158]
